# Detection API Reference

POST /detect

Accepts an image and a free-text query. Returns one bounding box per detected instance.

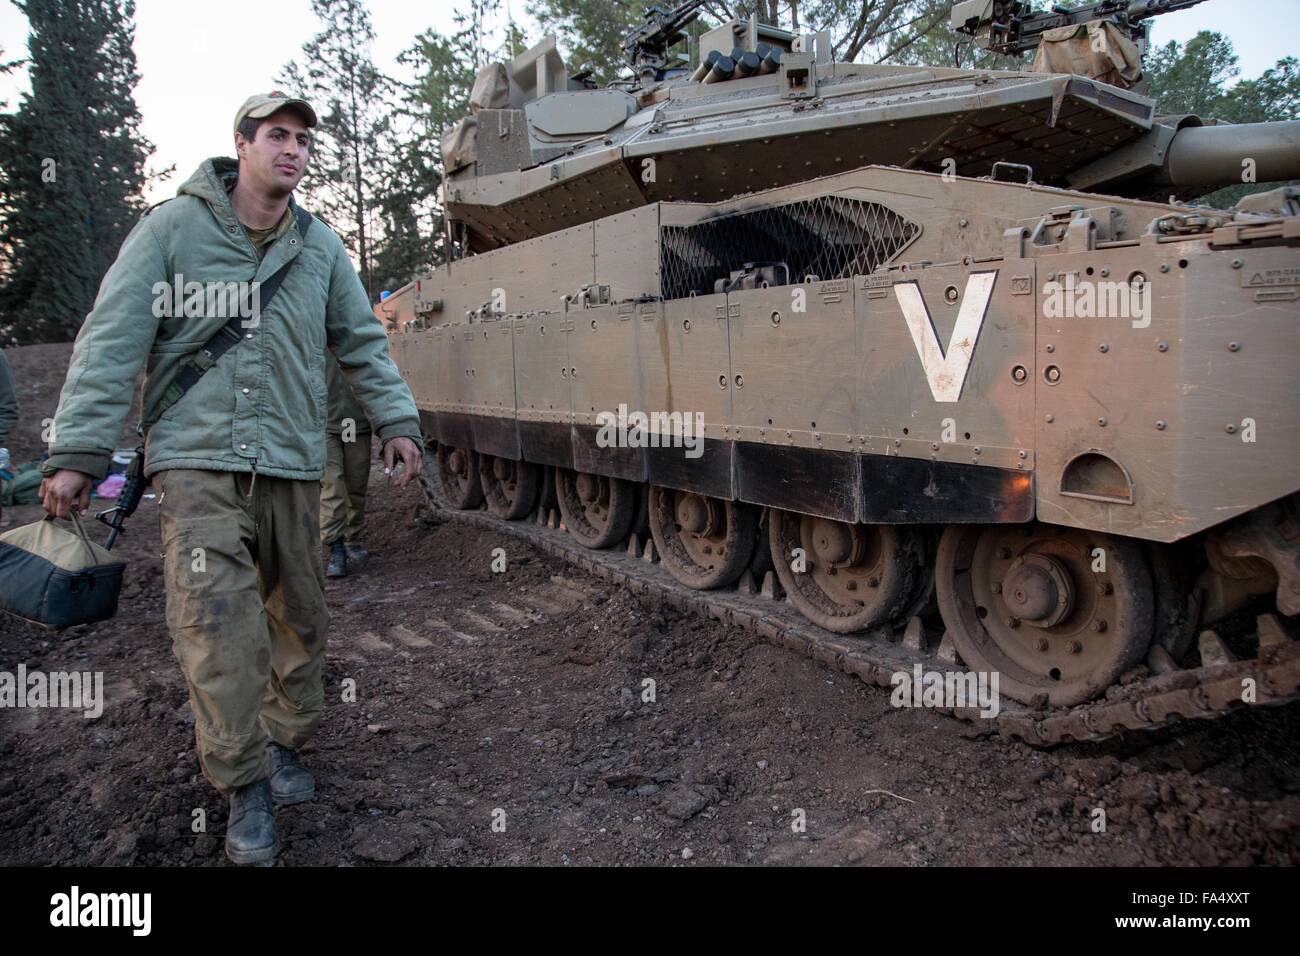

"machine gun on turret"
[622,0,709,80]
[952,0,1209,56]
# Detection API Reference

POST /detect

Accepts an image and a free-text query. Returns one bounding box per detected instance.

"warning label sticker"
[1241,266,1300,288]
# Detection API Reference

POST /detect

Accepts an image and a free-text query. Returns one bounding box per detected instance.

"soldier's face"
[235,108,311,197]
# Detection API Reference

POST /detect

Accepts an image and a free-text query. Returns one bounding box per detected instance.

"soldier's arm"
[0,349,17,446]
[42,217,167,480]
[323,241,421,447]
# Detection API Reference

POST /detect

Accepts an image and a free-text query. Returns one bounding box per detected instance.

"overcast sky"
[0,0,1295,205]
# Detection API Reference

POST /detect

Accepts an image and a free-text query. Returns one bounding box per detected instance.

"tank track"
[418,479,1300,747]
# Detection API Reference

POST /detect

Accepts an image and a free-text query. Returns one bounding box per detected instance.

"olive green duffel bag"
[0,512,125,630]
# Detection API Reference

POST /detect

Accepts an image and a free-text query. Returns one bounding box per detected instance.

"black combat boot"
[269,741,316,806]
[325,539,347,578]
[225,779,278,864]
[345,543,370,566]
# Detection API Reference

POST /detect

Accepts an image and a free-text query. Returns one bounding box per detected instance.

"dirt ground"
[1,344,1298,866]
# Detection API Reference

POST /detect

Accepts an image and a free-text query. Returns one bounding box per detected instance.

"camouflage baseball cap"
[233,92,318,133]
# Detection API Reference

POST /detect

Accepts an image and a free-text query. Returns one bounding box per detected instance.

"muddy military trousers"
[156,469,328,794]
[319,431,371,546]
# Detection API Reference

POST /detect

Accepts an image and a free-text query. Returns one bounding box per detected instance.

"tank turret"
[439,0,1300,253]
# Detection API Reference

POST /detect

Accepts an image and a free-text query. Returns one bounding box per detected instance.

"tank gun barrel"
[1069,119,1300,194]
[1155,120,1300,188]
[952,0,1211,56]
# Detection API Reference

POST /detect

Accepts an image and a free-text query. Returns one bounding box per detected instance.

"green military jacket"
[44,158,419,480]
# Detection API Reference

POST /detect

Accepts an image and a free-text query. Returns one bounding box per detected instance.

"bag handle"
[44,510,101,567]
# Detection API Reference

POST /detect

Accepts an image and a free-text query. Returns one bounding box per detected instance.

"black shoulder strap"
[149,205,313,427]
[141,198,174,218]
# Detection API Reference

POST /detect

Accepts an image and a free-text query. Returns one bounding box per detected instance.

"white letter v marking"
[894,271,996,402]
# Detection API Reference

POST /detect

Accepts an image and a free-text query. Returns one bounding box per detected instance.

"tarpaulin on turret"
[1031,19,1142,89]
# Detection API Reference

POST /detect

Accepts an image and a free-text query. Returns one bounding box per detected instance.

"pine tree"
[526,0,641,83]
[369,29,477,293]
[371,3,521,290]
[0,0,154,344]
[1146,31,1239,116]
[279,0,394,301]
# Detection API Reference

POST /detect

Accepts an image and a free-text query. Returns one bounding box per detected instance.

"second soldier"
[321,351,373,577]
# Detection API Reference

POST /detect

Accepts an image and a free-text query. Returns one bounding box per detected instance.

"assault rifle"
[95,446,148,550]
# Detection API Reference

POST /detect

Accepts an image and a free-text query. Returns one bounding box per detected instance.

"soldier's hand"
[40,469,95,519]
[383,437,422,489]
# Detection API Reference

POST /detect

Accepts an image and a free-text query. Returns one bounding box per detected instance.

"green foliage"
[1144,31,1299,124]
[1217,56,1300,123]
[1146,31,1239,116]
[369,29,475,292]
[0,0,156,344]
[526,0,643,84]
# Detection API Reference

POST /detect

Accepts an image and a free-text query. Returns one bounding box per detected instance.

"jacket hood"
[177,157,239,209]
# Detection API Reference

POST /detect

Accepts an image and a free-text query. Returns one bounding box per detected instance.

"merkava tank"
[379,0,1300,729]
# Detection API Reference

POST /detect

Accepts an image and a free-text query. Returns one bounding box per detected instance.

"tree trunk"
[350,76,370,300]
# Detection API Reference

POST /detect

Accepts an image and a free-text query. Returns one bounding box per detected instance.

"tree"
[0,0,155,344]
[1218,56,1300,124]
[527,0,641,83]
[1145,30,1239,116]
[279,0,394,301]
[369,29,477,292]
[800,0,940,62]
[369,1,514,290]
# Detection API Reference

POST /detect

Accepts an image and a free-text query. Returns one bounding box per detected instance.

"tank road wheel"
[478,455,538,521]
[555,469,636,549]
[769,509,926,634]
[436,445,483,510]
[649,486,757,590]
[934,524,1154,707]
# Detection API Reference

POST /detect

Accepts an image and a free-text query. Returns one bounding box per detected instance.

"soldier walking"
[321,351,373,577]
[40,92,423,864]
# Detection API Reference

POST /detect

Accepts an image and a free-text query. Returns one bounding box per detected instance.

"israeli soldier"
[39,92,423,864]
[321,351,373,577]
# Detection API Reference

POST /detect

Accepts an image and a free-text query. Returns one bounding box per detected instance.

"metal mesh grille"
[659,196,920,299]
